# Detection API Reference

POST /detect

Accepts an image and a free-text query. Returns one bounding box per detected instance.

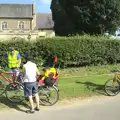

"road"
[0,96,120,120]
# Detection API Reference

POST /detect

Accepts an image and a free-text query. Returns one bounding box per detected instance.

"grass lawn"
[0,65,115,110]
[58,74,113,99]
[58,64,120,77]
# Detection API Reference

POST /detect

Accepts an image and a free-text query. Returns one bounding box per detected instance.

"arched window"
[1,21,7,30]
[19,22,24,30]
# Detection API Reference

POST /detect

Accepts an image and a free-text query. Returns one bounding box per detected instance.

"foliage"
[0,36,120,68]
[51,0,120,36]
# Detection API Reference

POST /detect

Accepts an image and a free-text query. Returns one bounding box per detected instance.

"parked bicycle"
[0,68,24,102]
[104,69,120,96]
[0,67,59,106]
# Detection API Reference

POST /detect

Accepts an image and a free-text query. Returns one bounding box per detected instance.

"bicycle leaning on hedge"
[104,69,120,96]
[0,67,59,106]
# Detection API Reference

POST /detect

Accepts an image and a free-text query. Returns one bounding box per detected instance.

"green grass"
[0,74,113,110]
[58,74,113,99]
[58,64,120,77]
[0,64,117,110]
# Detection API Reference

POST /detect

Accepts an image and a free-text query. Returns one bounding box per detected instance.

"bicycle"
[104,69,120,96]
[37,67,59,106]
[0,67,59,106]
[37,83,59,106]
[17,75,59,106]
[0,68,24,103]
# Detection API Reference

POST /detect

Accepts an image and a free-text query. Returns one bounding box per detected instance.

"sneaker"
[34,107,40,111]
[26,109,35,114]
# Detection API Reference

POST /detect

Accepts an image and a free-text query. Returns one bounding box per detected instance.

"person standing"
[4,47,21,80]
[22,58,40,113]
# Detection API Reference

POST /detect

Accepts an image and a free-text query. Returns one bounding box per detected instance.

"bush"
[0,35,120,69]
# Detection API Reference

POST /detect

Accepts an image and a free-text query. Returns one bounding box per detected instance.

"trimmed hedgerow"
[0,35,120,68]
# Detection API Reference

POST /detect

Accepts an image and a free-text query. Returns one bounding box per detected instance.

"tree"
[50,0,120,36]
[50,0,74,36]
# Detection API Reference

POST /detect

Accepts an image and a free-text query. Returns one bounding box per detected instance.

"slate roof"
[36,13,54,29]
[0,4,33,18]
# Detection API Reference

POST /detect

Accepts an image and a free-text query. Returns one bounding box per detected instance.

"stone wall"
[0,30,55,41]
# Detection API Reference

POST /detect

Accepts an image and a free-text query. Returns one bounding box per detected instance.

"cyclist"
[22,57,40,113]
[3,47,21,80]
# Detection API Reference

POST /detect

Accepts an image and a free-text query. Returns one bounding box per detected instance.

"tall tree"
[50,0,74,36]
[51,0,120,36]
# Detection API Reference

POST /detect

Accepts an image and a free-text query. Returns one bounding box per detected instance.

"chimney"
[32,0,36,30]
[33,0,36,15]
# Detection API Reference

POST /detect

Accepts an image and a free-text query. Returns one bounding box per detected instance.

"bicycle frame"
[0,71,14,83]
[111,72,120,87]
[115,72,120,80]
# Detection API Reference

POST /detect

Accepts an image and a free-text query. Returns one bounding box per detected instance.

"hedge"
[0,35,120,69]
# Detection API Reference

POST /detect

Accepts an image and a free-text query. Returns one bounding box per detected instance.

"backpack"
[44,77,56,86]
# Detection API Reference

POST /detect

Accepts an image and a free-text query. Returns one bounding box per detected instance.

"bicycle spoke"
[5,82,24,103]
[39,86,59,106]
[105,78,120,96]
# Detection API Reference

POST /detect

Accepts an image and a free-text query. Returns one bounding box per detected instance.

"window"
[1,21,7,30]
[19,22,24,30]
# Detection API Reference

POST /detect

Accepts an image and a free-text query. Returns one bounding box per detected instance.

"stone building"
[0,2,36,32]
[0,1,55,40]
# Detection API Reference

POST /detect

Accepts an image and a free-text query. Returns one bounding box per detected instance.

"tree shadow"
[76,81,107,96]
[0,94,30,113]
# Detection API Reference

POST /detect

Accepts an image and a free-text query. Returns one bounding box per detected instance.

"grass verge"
[0,63,118,111]
[58,64,120,77]
[0,73,113,111]
[58,74,112,99]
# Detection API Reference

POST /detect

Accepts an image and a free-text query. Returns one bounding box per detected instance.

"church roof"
[0,4,33,18]
[36,13,54,29]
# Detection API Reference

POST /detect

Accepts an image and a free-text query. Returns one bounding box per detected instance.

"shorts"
[9,68,19,77]
[24,82,38,97]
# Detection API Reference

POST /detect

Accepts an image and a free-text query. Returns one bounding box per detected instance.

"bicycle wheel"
[5,82,25,103]
[38,85,59,106]
[0,78,9,96]
[105,78,120,96]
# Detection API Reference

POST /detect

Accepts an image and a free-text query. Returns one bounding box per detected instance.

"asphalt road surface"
[0,96,120,120]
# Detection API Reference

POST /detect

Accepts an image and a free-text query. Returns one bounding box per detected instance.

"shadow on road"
[0,95,29,112]
[76,81,107,96]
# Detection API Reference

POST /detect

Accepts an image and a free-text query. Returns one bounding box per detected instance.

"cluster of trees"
[50,0,120,36]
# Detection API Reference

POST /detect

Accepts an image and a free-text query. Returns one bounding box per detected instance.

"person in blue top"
[3,47,21,80]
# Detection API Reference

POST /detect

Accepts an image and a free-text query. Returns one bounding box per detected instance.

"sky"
[0,0,51,13]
